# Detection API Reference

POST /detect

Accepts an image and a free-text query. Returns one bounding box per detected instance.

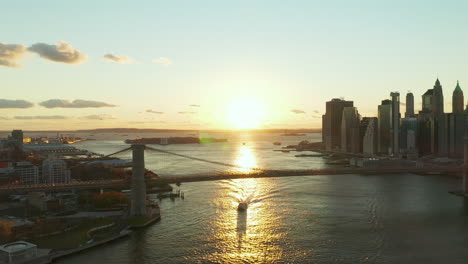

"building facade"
[378,99,392,154]
[405,92,415,118]
[341,107,360,153]
[322,98,354,151]
[42,157,71,184]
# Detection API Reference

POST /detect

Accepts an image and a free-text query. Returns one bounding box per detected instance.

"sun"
[227,97,265,129]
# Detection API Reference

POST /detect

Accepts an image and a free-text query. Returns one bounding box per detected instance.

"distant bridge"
[0,166,462,195]
[3,144,467,216]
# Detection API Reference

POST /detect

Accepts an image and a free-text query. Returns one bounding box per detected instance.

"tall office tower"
[362,117,378,156]
[422,89,434,112]
[378,99,392,154]
[400,117,418,152]
[11,130,23,144]
[322,98,354,151]
[453,81,464,113]
[390,92,400,155]
[432,78,444,116]
[405,92,415,118]
[340,107,360,153]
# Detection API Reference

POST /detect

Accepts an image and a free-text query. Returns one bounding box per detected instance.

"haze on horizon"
[1,0,468,130]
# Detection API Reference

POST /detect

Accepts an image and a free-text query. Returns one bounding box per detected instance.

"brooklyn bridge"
[2,143,468,216]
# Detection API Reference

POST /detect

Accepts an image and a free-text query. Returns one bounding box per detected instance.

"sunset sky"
[2,0,468,130]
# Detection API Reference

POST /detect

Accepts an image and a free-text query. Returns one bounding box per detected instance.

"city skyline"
[2,1,468,130]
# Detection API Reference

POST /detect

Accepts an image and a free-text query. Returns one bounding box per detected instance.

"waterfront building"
[390,92,400,155]
[340,107,360,153]
[322,98,354,151]
[453,81,464,114]
[447,113,465,157]
[12,162,39,185]
[422,89,433,112]
[405,92,415,118]
[42,156,71,184]
[378,99,392,154]
[400,118,418,157]
[432,78,444,116]
[0,241,37,264]
[362,117,378,156]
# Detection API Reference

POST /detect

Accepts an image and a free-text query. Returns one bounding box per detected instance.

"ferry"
[238,202,248,211]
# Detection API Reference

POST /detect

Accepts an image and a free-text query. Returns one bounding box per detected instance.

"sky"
[1,0,468,130]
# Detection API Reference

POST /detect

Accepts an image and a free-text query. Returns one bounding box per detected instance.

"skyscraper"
[390,92,400,155]
[432,78,444,116]
[341,106,360,153]
[322,98,354,151]
[405,92,414,118]
[453,81,464,113]
[378,99,392,154]
[422,89,433,112]
[362,117,378,156]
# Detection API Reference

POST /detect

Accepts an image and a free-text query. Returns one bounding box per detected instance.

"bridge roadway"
[0,166,462,195]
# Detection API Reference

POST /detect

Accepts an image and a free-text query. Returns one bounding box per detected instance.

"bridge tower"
[464,136,468,194]
[130,144,147,216]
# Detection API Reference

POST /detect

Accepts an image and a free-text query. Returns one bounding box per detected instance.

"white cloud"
[104,53,132,64]
[28,41,87,64]
[0,99,34,108]
[146,109,164,114]
[0,43,27,68]
[81,114,115,120]
[153,57,172,66]
[39,99,116,108]
[15,115,67,120]
[291,109,306,114]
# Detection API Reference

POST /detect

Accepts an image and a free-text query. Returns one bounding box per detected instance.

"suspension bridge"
[1,144,467,216]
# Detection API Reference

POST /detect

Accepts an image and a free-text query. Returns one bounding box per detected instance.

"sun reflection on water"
[233,145,258,173]
[198,177,287,263]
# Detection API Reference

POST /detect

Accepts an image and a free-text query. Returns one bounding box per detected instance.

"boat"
[238,202,248,211]
[273,142,281,145]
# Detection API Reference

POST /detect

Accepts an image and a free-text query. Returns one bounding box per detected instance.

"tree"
[0,221,12,243]
[92,192,129,209]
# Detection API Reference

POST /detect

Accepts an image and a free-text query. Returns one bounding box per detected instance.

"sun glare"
[227,97,265,129]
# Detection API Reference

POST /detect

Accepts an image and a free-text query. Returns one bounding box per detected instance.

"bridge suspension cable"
[101,147,132,159]
[145,146,262,171]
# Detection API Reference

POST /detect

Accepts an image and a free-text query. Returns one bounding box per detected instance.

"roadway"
[0,166,462,195]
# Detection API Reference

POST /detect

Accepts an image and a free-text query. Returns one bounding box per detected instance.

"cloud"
[39,99,116,108]
[28,41,87,64]
[400,102,406,106]
[190,104,200,107]
[146,109,164,114]
[0,117,10,120]
[0,43,27,68]
[153,57,172,66]
[104,53,132,64]
[291,109,306,114]
[0,99,34,108]
[178,112,196,114]
[81,114,115,120]
[312,115,321,119]
[313,110,320,114]
[15,115,67,120]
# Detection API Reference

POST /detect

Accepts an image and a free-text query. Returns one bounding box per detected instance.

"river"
[52,132,468,264]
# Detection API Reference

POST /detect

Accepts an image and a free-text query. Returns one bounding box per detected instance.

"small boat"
[238,202,248,211]
[273,142,281,145]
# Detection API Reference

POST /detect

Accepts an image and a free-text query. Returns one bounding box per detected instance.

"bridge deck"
[0,166,461,195]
